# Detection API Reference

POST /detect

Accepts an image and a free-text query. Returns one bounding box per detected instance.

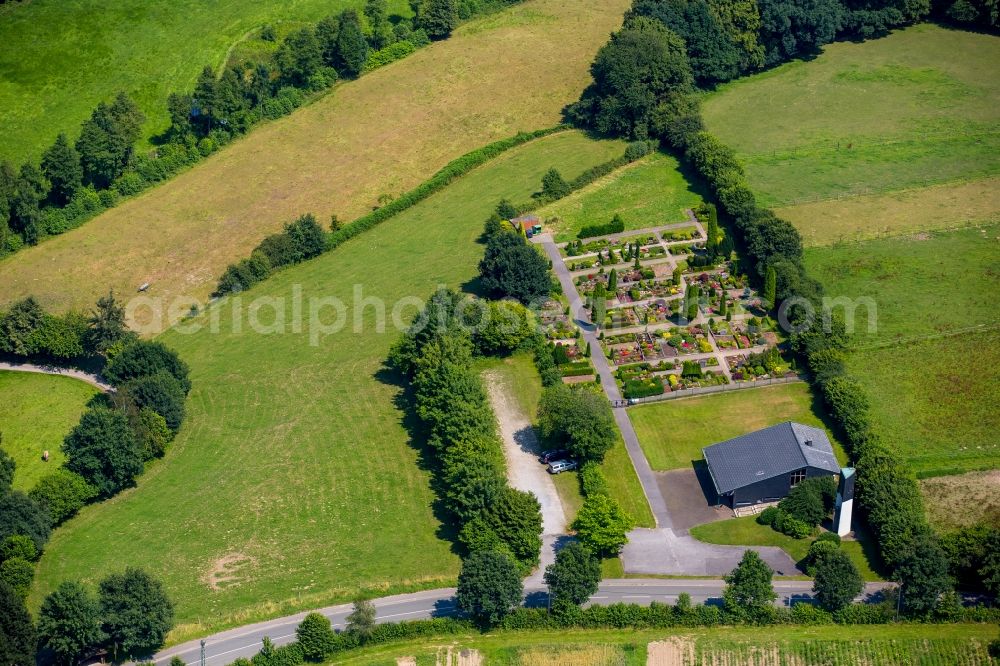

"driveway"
[656,466,731,534]
[484,369,568,582]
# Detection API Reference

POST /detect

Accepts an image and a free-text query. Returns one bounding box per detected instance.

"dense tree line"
[0,1,529,261]
[389,289,543,597]
[567,0,985,613]
[0,566,174,665]
[603,0,946,88]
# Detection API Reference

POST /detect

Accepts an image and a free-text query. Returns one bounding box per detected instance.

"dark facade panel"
[728,466,838,507]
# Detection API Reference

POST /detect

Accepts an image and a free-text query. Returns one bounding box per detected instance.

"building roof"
[702,422,840,495]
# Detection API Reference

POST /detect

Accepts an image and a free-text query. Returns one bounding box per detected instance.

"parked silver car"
[547,460,577,474]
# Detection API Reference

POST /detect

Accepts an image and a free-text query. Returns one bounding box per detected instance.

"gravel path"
[484,369,568,581]
[0,360,113,391]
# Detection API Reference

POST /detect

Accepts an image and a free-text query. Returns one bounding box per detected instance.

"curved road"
[151,580,893,665]
[0,360,113,392]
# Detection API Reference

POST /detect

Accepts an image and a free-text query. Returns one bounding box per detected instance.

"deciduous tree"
[345,599,377,641]
[456,550,523,626]
[0,580,35,666]
[544,541,601,611]
[571,494,634,557]
[38,581,105,666]
[0,491,50,554]
[813,547,864,611]
[723,550,776,619]
[538,385,616,463]
[99,568,174,660]
[63,407,143,498]
[296,611,336,661]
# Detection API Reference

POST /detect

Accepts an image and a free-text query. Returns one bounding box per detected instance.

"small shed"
[702,421,840,508]
[511,215,542,237]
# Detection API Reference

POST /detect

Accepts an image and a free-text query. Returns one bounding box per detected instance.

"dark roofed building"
[702,422,840,508]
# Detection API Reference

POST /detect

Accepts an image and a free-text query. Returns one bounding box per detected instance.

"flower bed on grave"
[616,362,666,399]
[660,226,698,242]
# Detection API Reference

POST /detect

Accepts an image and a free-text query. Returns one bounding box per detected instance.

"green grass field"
[845,330,1000,476]
[535,151,705,241]
[30,131,626,641]
[0,0,414,164]
[690,516,885,582]
[805,224,1000,343]
[777,177,1000,247]
[485,353,655,529]
[0,371,98,491]
[806,224,1000,475]
[702,24,1000,226]
[0,0,629,316]
[629,383,846,471]
[330,624,996,665]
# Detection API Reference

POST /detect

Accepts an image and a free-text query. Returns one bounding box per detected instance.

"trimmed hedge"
[329,127,568,251]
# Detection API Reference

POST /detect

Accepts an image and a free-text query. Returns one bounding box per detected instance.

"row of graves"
[537,298,598,384]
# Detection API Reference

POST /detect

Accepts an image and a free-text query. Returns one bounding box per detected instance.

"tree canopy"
[0,580,35,666]
[478,231,551,305]
[570,16,692,138]
[456,550,524,626]
[62,408,143,498]
[538,384,616,463]
[543,541,602,611]
[571,494,635,557]
[723,550,777,619]
[812,547,864,611]
[99,568,174,660]
[38,581,105,666]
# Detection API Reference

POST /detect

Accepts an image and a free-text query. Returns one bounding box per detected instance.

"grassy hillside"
[0,0,413,164]
[0,371,98,491]
[805,224,1000,342]
[845,330,1000,476]
[807,224,1000,475]
[702,24,1000,237]
[333,624,996,665]
[630,383,846,471]
[777,178,1000,247]
[0,0,629,317]
[535,151,705,241]
[30,131,626,640]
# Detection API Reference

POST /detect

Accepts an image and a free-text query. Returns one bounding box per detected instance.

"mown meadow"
[0,0,629,315]
[0,0,411,164]
[630,383,846,472]
[535,151,705,242]
[30,131,628,639]
[702,24,1000,213]
[0,371,98,491]
[806,224,1000,475]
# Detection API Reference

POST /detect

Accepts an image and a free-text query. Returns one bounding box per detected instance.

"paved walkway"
[535,233,798,577]
[0,360,113,392]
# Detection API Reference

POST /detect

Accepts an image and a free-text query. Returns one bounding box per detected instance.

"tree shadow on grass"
[374,363,462,555]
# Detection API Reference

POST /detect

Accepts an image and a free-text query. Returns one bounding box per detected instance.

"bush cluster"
[215,214,326,295]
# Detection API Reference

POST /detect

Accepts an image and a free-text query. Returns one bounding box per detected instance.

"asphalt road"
[151,580,893,665]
